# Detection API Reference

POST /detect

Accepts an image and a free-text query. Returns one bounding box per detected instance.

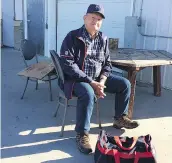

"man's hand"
[90,80,106,98]
[96,87,106,98]
[95,75,107,98]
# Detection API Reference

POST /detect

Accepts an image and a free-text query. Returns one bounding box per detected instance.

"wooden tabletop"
[110,49,172,68]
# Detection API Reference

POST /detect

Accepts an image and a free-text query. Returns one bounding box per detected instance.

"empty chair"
[18,39,57,101]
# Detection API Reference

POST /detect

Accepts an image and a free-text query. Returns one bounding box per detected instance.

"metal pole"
[56,0,58,52]
[44,0,48,56]
[13,0,16,20]
[132,0,136,16]
[22,0,28,39]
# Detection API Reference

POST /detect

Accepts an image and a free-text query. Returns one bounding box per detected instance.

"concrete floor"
[1,48,172,163]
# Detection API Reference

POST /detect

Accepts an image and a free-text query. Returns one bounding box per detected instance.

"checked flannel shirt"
[82,26,105,80]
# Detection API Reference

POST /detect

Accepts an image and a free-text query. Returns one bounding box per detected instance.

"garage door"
[56,0,133,53]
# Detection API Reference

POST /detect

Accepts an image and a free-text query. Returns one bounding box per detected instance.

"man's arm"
[60,32,92,83]
[99,75,107,85]
[100,38,112,78]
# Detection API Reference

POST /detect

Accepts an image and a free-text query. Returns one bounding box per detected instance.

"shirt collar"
[82,25,99,40]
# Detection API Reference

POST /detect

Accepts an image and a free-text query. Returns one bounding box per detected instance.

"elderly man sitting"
[59,4,139,154]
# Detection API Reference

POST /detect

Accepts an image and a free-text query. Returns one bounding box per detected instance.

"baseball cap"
[86,4,105,19]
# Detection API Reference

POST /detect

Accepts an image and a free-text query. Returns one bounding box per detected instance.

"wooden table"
[110,48,172,118]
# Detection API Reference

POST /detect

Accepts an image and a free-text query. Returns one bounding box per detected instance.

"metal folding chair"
[50,50,102,137]
[19,39,57,101]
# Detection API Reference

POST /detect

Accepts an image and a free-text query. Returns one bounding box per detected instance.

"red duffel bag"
[94,130,157,163]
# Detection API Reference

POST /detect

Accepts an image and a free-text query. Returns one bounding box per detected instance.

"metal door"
[27,0,45,55]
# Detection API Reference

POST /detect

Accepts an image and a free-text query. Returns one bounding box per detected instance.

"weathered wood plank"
[18,62,54,80]
[110,49,172,67]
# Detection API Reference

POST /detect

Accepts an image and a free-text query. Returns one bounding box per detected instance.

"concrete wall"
[14,20,23,50]
[13,0,24,50]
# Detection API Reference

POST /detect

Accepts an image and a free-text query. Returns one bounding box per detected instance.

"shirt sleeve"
[101,37,112,77]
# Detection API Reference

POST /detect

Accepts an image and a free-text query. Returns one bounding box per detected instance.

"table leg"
[127,70,137,119]
[153,66,161,96]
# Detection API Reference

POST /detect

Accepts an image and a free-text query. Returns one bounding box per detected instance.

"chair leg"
[54,103,60,117]
[60,99,68,137]
[35,80,38,90]
[96,100,102,129]
[21,77,29,99]
[48,75,53,101]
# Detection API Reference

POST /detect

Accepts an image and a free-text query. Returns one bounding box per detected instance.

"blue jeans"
[73,74,131,134]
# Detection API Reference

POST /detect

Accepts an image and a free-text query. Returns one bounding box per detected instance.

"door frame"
[22,0,28,39]
[44,0,57,57]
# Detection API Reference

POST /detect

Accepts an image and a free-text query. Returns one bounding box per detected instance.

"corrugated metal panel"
[134,0,172,90]
[57,0,133,53]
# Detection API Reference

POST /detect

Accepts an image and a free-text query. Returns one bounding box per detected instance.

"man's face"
[84,13,103,33]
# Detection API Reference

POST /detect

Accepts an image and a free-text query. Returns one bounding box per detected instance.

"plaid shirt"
[82,26,104,80]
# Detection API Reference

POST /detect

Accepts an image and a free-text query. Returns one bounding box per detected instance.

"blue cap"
[86,4,105,19]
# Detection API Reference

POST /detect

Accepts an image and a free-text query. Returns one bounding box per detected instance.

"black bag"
[94,130,157,163]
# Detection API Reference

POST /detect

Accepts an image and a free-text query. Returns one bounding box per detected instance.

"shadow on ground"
[1,48,172,162]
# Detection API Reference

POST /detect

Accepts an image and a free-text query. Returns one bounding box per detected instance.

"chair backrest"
[20,39,37,61]
[50,50,65,89]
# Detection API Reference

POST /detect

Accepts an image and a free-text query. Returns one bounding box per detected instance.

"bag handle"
[114,136,138,150]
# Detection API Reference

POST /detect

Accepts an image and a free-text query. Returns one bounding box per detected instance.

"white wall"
[2,0,23,47]
[134,0,172,90]
[45,0,172,89]
[15,0,23,20]
[2,0,14,47]
[56,0,133,53]
[0,0,2,19]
